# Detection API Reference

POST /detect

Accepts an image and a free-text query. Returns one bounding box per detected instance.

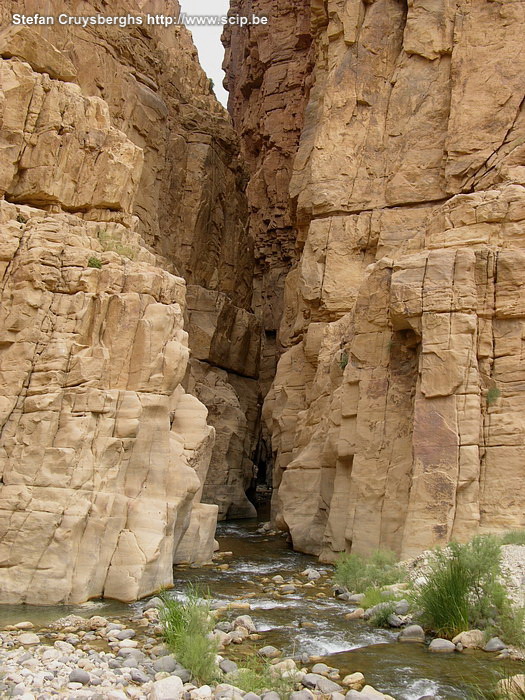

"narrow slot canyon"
[1,0,525,698]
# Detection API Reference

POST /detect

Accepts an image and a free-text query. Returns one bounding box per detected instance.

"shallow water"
[0,518,518,698]
[172,520,515,700]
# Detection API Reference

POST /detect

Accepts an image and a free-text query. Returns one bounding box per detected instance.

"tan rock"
[452,630,485,649]
[259,0,525,561]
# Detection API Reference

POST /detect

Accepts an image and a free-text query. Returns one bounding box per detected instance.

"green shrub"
[97,229,135,260]
[159,587,218,684]
[339,350,349,370]
[230,655,298,698]
[413,536,524,643]
[369,600,397,628]
[361,587,390,610]
[87,256,102,269]
[487,387,501,406]
[499,529,525,546]
[334,549,402,592]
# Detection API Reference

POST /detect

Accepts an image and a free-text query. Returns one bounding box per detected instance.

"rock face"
[237,1,525,559]
[0,0,262,525]
[0,0,260,602]
[223,0,314,392]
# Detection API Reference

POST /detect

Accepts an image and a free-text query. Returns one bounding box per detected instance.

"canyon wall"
[0,0,262,526]
[0,1,257,603]
[228,0,525,560]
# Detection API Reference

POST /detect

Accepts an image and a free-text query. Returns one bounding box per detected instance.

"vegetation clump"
[230,656,298,698]
[97,228,135,260]
[87,256,102,269]
[369,600,397,628]
[334,549,403,592]
[498,529,525,546]
[412,536,525,644]
[159,586,218,684]
[486,386,501,406]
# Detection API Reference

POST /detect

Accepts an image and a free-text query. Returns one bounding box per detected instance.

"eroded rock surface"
[0,0,263,525]
[0,3,252,602]
[257,0,525,559]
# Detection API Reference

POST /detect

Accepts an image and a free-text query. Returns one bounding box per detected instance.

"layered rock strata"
[223,0,314,391]
[0,0,262,522]
[256,0,525,560]
[0,0,259,602]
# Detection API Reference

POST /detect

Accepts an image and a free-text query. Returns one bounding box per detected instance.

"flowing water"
[0,518,518,698]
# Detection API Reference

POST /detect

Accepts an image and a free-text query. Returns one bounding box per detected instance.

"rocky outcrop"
[258,1,525,560]
[0,0,260,602]
[223,0,314,390]
[0,0,263,524]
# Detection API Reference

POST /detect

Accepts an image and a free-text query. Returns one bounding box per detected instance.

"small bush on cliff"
[413,536,524,643]
[87,256,102,269]
[486,386,501,406]
[334,549,402,592]
[159,586,218,684]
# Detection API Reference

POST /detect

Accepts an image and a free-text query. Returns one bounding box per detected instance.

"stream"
[0,518,516,699]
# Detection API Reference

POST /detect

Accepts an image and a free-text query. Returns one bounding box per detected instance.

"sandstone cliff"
[0,1,259,603]
[0,0,262,529]
[227,0,525,560]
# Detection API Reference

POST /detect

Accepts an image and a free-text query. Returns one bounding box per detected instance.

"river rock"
[261,693,281,700]
[398,625,425,643]
[272,576,284,584]
[172,666,191,683]
[311,663,331,675]
[451,630,485,649]
[69,669,91,685]
[153,656,178,673]
[496,675,525,697]
[150,675,184,700]
[214,683,245,700]
[115,629,136,640]
[345,691,379,700]
[220,659,238,674]
[342,673,365,690]
[270,659,297,677]
[290,692,314,700]
[302,568,321,580]
[484,637,507,652]
[394,600,410,615]
[259,645,281,658]
[18,633,39,646]
[428,638,456,653]
[130,669,150,684]
[216,622,233,633]
[13,622,34,630]
[345,608,365,620]
[233,615,257,633]
[243,694,261,700]
[303,673,342,693]
[387,614,404,628]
